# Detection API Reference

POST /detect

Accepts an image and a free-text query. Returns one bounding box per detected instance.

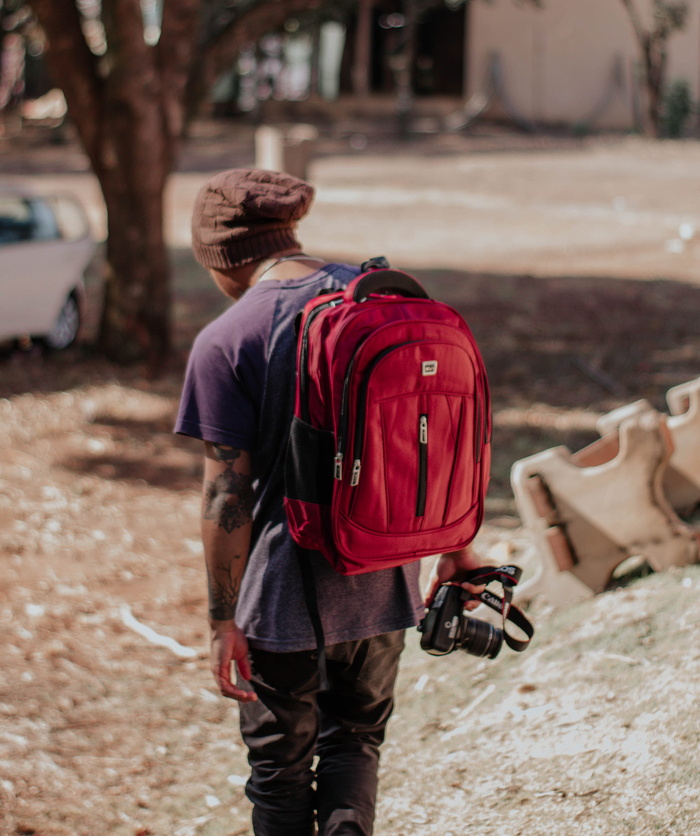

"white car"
[0,186,95,350]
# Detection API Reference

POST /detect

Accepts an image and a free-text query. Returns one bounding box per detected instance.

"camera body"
[418,582,503,659]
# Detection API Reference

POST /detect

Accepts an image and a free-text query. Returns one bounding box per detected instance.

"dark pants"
[239,630,406,836]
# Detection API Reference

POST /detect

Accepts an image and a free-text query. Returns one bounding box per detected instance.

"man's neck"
[255,252,326,283]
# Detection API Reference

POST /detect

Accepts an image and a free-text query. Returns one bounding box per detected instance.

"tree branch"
[185,0,321,122]
[157,0,201,141]
[102,0,155,94]
[619,0,648,46]
[28,0,102,159]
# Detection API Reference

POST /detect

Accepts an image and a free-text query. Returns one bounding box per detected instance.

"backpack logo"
[422,361,438,376]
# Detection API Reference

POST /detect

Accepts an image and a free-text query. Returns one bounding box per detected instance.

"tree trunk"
[30,0,199,368]
[97,167,171,367]
[352,0,373,97]
[643,38,666,138]
[92,47,175,367]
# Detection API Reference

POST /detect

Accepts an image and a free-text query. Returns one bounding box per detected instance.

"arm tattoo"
[212,446,243,465]
[203,445,255,533]
[207,562,242,621]
[203,472,255,532]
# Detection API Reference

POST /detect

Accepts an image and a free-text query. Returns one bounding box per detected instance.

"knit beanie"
[191,168,315,270]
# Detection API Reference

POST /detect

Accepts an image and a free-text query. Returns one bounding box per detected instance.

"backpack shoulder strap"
[297,547,329,689]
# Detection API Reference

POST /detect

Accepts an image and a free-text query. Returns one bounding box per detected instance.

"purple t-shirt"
[176,264,423,652]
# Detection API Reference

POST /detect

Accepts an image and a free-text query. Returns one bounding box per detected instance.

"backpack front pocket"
[336,338,483,540]
[346,392,476,534]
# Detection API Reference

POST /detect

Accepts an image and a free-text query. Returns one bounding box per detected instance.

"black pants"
[239,630,406,836]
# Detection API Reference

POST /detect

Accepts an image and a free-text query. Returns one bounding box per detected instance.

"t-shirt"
[175,264,424,652]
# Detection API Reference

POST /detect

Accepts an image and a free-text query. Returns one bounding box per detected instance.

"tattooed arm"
[201,441,257,703]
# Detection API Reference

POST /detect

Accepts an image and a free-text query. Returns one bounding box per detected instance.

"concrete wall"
[468,0,700,131]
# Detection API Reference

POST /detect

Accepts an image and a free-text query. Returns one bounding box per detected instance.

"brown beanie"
[191,168,315,270]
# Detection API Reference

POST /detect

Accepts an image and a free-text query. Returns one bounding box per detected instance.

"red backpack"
[284,261,491,575]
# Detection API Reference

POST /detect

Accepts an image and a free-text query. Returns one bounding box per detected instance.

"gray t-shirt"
[176,264,424,652]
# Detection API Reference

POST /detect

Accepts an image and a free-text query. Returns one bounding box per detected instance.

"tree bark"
[30,0,199,368]
[85,0,165,364]
[95,105,172,366]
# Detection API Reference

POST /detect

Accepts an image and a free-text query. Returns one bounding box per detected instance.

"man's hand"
[423,545,486,610]
[210,619,258,703]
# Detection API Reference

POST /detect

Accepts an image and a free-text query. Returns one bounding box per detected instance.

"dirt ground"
[1,119,700,835]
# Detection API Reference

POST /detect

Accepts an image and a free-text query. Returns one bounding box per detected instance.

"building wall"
[468,0,700,130]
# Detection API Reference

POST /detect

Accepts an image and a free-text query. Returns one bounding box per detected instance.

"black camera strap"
[460,564,534,652]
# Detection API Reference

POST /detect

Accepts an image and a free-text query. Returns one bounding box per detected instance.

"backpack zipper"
[299,297,343,423]
[335,336,399,480]
[417,413,428,516]
[333,311,431,481]
[474,398,482,464]
[340,341,418,485]
[334,337,370,481]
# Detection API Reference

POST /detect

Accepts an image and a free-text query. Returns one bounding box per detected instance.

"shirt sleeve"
[174,315,263,451]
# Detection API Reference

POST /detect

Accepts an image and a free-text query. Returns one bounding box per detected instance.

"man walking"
[176,168,482,834]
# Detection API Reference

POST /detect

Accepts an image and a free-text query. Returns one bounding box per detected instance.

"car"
[0,185,95,350]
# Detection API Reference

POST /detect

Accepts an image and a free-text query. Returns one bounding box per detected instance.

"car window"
[30,198,61,240]
[0,195,34,244]
[47,195,90,242]
[0,195,60,245]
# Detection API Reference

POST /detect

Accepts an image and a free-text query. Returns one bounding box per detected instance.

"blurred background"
[2,2,700,834]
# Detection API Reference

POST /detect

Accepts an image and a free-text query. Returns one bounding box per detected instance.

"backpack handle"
[350,269,430,303]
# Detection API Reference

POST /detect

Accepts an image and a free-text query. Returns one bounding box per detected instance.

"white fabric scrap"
[414,674,429,692]
[119,605,197,659]
[227,774,247,786]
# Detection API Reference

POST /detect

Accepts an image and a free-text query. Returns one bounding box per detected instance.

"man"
[176,168,483,835]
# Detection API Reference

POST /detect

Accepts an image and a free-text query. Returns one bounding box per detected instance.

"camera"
[418,583,503,658]
[417,565,535,659]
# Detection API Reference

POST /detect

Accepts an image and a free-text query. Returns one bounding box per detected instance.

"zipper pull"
[419,414,428,445]
[350,459,362,487]
[334,453,343,481]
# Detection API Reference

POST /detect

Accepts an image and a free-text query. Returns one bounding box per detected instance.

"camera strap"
[460,565,534,652]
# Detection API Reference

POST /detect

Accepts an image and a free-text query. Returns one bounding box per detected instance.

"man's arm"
[201,441,257,702]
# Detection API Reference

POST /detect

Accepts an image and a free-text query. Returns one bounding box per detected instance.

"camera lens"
[459,618,503,659]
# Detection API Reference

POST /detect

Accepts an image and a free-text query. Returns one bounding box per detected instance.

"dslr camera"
[418,565,534,659]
